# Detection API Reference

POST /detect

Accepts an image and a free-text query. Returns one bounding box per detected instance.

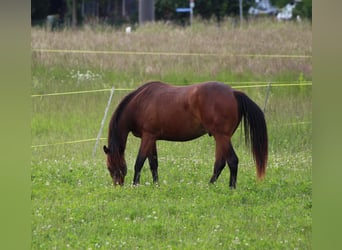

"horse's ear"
[103,145,110,154]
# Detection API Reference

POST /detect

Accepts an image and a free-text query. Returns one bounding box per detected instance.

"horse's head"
[103,145,127,186]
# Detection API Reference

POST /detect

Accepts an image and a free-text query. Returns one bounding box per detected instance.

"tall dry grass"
[31,19,312,82]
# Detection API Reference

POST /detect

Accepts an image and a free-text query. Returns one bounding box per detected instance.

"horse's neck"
[110,124,129,155]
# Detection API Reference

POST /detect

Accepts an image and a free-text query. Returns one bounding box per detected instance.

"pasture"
[31,19,312,249]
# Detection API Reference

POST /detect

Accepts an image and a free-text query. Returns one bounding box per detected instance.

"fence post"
[263,82,271,112]
[93,87,115,158]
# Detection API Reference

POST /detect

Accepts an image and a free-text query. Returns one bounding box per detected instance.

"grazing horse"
[103,81,268,189]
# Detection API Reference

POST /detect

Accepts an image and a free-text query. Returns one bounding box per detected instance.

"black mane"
[107,82,162,153]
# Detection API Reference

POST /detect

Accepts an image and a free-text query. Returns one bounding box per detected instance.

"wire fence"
[31,81,312,98]
[32,48,312,59]
[31,122,312,149]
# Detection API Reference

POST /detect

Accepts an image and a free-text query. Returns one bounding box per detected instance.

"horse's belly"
[157,125,207,141]
[158,132,206,141]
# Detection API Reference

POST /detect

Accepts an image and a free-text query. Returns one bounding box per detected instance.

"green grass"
[31,136,311,249]
[31,89,312,249]
[31,21,311,249]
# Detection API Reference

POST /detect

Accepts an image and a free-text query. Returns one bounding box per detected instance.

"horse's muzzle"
[113,175,125,186]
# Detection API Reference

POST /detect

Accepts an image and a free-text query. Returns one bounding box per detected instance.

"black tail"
[234,91,268,179]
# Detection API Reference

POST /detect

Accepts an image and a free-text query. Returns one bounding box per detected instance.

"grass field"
[31,20,312,249]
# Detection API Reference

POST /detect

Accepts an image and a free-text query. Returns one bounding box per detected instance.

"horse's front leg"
[133,153,147,185]
[133,136,156,185]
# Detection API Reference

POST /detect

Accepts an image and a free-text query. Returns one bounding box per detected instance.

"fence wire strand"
[31,82,312,98]
[32,48,312,59]
[31,82,312,148]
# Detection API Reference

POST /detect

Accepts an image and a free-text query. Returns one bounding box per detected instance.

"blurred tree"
[31,0,312,26]
[155,0,253,23]
[155,0,184,21]
[292,0,312,20]
[31,0,50,20]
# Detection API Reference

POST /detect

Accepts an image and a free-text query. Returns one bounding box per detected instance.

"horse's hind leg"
[209,157,226,184]
[227,142,239,189]
[210,135,229,184]
[148,142,159,184]
[210,136,239,189]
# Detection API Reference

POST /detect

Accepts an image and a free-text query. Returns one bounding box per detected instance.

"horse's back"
[129,82,206,140]
[126,81,239,140]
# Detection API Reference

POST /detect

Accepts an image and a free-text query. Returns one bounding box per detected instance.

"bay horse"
[103,81,268,189]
